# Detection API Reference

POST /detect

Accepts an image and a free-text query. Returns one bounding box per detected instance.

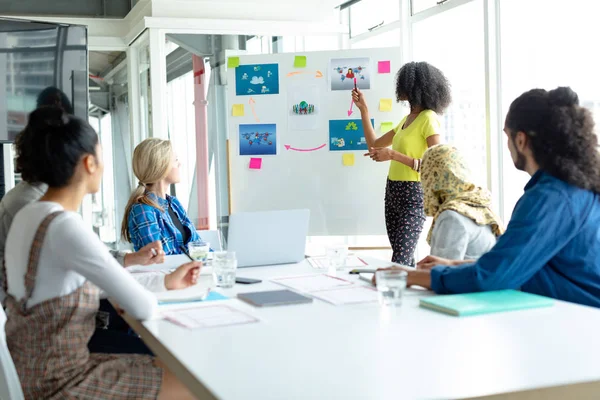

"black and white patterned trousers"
[384,179,425,267]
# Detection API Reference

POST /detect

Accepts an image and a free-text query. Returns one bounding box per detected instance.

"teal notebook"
[419,290,554,317]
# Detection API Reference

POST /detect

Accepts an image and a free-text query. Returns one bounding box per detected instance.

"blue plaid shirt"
[128,193,200,255]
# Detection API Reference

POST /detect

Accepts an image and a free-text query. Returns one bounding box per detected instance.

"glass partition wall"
[124,0,594,259]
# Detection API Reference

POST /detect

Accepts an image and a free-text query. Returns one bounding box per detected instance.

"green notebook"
[419,290,554,317]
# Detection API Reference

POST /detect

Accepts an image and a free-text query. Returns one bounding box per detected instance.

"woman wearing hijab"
[421,144,504,260]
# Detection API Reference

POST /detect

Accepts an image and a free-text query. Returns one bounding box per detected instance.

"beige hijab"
[422,144,504,244]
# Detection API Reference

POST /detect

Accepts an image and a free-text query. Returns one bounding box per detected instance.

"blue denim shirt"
[431,171,600,308]
[128,193,200,255]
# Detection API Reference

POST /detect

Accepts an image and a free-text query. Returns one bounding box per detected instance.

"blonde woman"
[122,138,201,254]
[421,144,504,260]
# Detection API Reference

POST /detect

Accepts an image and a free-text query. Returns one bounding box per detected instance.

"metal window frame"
[411,0,476,22]
[126,29,148,187]
[347,0,402,40]
[408,0,506,221]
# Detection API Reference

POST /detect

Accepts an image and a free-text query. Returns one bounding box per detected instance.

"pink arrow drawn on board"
[284,143,326,152]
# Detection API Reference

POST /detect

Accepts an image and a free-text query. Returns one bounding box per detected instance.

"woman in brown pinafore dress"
[4,211,162,399]
[3,107,197,400]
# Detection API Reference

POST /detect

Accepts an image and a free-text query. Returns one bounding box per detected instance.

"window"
[273,36,301,53]
[99,114,117,244]
[138,43,151,137]
[499,0,600,218]
[166,71,196,210]
[246,36,268,55]
[66,26,86,45]
[349,0,400,37]
[304,35,340,52]
[351,28,400,49]
[89,114,117,245]
[165,40,180,55]
[412,0,487,187]
[245,36,261,54]
[411,0,487,258]
[411,0,441,15]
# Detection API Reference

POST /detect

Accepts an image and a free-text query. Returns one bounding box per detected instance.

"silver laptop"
[227,209,310,267]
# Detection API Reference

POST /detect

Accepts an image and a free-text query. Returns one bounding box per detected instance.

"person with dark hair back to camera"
[0,88,203,357]
[4,107,198,399]
[352,61,451,266]
[378,87,600,308]
[0,87,75,304]
[36,86,74,114]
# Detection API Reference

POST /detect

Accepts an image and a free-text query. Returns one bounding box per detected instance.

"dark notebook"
[237,290,313,307]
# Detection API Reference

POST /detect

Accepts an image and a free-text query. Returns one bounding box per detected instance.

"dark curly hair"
[395,61,452,114]
[506,87,600,193]
[15,107,98,187]
[36,86,73,114]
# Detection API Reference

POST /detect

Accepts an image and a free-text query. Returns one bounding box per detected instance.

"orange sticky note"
[249,158,262,170]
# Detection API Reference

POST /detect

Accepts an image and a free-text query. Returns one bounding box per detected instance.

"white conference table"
[122,256,600,400]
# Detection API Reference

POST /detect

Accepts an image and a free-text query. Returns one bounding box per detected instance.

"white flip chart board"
[226,48,406,236]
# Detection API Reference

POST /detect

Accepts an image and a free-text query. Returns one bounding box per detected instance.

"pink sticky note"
[378,61,391,74]
[249,158,262,170]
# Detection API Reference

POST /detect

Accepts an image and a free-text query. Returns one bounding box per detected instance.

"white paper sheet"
[307,256,368,269]
[311,286,379,305]
[163,305,258,329]
[271,274,353,293]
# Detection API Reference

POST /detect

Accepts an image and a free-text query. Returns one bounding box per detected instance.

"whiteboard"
[226,48,406,236]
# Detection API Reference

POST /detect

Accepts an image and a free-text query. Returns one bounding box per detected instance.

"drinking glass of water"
[212,251,237,288]
[188,241,210,262]
[326,245,349,269]
[376,269,408,306]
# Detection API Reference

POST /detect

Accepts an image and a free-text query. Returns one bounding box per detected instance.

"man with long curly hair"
[385,86,600,308]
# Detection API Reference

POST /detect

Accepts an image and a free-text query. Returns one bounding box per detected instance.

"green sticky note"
[381,122,394,132]
[227,57,240,68]
[294,55,307,68]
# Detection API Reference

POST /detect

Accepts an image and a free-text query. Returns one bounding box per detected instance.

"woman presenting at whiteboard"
[352,61,451,266]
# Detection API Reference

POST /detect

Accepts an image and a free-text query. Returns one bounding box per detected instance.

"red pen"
[354,77,357,90]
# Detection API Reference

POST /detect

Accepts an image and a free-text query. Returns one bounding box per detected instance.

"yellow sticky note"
[342,153,355,166]
[227,57,240,68]
[232,104,244,116]
[381,122,394,132]
[379,99,393,112]
[294,55,307,68]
